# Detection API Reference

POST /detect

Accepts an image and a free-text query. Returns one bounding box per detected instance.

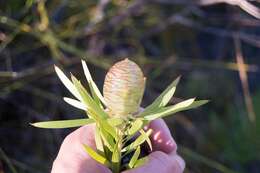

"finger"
[122,151,185,173]
[146,119,177,153]
[51,124,111,173]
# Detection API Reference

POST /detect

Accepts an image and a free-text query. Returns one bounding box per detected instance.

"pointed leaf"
[71,75,108,119]
[95,125,104,153]
[88,109,117,139]
[54,66,81,100]
[122,129,152,152]
[140,129,152,151]
[82,60,107,106]
[107,117,124,127]
[63,97,87,110]
[128,146,141,168]
[144,99,209,121]
[141,76,180,116]
[134,156,149,168]
[83,144,109,166]
[127,119,143,136]
[31,118,94,129]
[99,127,115,151]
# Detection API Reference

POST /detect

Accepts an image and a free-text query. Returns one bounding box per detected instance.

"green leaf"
[95,125,104,154]
[107,117,124,127]
[140,76,180,116]
[88,109,117,139]
[140,129,152,151]
[83,144,109,166]
[31,116,126,132]
[128,146,141,168]
[99,126,115,151]
[127,119,143,136]
[63,97,87,110]
[54,66,81,100]
[71,75,108,119]
[31,118,94,129]
[122,129,152,152]
[112,141,120,163]
[143,99,209,121]
[82,60,107,106]
[134,156,148,168]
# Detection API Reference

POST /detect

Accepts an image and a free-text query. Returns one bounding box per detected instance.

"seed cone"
[103,58,145,117]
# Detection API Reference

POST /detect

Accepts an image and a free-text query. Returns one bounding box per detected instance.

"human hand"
[51,119,185,173]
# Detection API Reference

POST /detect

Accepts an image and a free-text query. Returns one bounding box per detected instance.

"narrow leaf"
[88,109,117,139]
[54,66,81,100]
[99,127,115,151]
[83,144,109,166]
[63,97,87,110]
[82,60,107,106]
[141,76,180,116]
[134,156,149,168]
[122,129,152,152]
[127,119,143,136]
[31,118,94,129]
[144,99,209,121]
[128,146,141,168]
[107,117,124,127]
[140,129,152,151]
[71,75,108,119]
[95,125,104,153]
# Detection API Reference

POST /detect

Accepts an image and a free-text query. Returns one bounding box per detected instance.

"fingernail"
[174,155,185,171]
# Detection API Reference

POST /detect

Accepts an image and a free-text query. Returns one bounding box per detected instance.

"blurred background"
[0,0,260,173]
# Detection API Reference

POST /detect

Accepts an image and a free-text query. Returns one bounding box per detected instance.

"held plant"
[31,58,208,173]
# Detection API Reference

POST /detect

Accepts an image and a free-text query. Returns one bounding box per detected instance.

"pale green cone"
[103,58,146,117]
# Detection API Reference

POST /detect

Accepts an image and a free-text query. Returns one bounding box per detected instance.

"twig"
[198,0,260,19]
[0,147,18,173]
[234,35,256,123]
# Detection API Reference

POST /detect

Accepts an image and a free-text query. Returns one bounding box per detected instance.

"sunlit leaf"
[128,146,140,168]
[99,127,115,151]
[82,60,107,106]
[88,109,117,139]
[63,97,87,110]
[127,118,143,136]
[143,98,196,120]
[95,125,104,154]
[140,129,152,151]
[112,141,120,163]
[122,129,152,152]
[83,144,109,166]
[140,76,180,116]
[134,156,148,168]
[54,66,81,100]
[31,118,94,129]
[107,117,124,127]
[71,75,108,119]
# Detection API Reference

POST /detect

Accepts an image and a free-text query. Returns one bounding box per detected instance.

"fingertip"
[171,154,185,172]
[148,119,177,153]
